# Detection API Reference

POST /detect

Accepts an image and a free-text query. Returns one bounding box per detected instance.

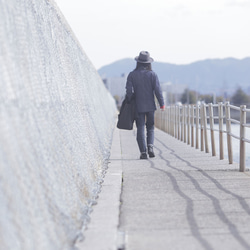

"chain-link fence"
[0,0,117,249]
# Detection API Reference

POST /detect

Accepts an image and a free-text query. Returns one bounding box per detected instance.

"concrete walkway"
[77,126,250,250]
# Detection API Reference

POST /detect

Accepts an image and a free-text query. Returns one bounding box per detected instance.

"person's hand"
[160,105,165,111]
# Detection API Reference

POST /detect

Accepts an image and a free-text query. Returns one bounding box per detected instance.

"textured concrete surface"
[76,127,123,250]
[77,126,250,250]
[119,128,250,250]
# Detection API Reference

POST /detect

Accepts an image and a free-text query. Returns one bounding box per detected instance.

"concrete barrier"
[0,0,116,249]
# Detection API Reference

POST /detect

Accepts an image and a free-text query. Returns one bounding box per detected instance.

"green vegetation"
[180,89,224,105]
[180,89,196,104]
[231,87,250,106]
[179,87,250,107]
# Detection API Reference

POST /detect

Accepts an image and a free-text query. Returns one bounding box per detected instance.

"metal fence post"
[163,109,166,133]
[200,104,204,152]
[218,102,224,160]
[225,102,233,164]
[169,106,172,135]
[208,103,216,156]
[181,105,184,141]
[196,105,199,149]
[172,105,175,137]
[167,106,170,134]
[161,109,163,130]
[240,105,246,172]
[166,107,168,134]
[191,105,194,147]
[187,105,190,145]
[177,105,180,140]
[184,105,187,143]
[202,104,209,153]
[175,105,178,139]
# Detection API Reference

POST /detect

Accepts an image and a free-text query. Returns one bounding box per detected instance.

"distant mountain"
[98,57,250,95]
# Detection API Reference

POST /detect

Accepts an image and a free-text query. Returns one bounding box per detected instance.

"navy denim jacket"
[126,66,164,113]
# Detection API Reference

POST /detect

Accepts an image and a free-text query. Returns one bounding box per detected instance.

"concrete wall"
[0,0,116,249]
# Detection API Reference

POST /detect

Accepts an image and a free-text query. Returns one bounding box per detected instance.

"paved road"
[77,127,250,250]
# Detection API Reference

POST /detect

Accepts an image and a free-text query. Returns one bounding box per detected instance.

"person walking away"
[126,51,165,159]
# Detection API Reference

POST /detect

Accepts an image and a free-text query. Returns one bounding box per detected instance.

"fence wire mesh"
[0,0,117,249]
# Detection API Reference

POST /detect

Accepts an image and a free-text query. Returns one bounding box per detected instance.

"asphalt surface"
[77,126,250,250]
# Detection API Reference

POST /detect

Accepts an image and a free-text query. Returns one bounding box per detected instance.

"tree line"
[180,87,250,107]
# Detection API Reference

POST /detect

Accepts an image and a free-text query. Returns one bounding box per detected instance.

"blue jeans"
[136,111,155,153]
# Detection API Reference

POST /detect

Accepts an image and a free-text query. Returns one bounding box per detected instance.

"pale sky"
[54,0,250,70]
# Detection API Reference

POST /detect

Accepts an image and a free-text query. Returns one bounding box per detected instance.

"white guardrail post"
[200,104,204,152]
[191,105,195,147]
[187,105,190,145]
[167,107,170,133]
[218,102,224,160]
[175,105,178,138]
[195,105,199,149]
[177,105,181,140]
[208,103,216,156]
[184,105,187,143]
[225,102,233,164]
[202,104,209,153]
[181,105,184,141]
[156,102,248,172]
[240,105,246,172]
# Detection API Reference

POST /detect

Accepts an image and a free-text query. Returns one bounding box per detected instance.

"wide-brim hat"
[135,51,154,63]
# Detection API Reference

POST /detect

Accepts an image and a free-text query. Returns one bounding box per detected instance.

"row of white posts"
[155,102,250,172]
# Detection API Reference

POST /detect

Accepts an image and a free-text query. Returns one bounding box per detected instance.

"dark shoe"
[148,145,155,158]
[140,152,148,159]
